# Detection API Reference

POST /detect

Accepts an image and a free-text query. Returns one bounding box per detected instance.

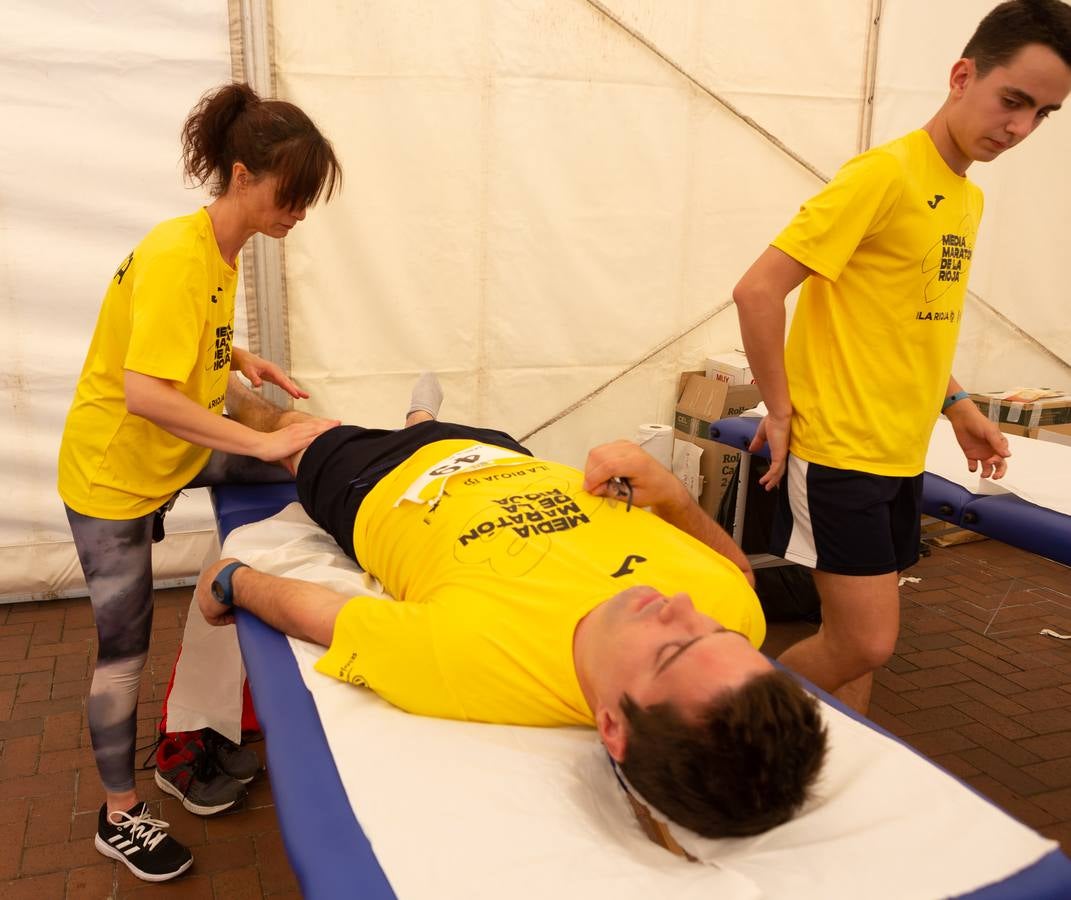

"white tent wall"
[276,0,870,467]
[4,1,1069,602]
[1,2,236,601]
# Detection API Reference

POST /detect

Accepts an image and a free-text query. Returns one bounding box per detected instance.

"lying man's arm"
[583,441,755,586]
[196,557,349,646]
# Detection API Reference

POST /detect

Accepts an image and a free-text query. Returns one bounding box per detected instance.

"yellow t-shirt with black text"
[58,208,237,518]
[772,130,984,476]
[315,440,765,726]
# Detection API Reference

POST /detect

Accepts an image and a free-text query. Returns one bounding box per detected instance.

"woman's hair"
[181,82,341,210]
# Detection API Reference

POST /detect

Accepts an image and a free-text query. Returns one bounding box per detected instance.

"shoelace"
[201,728,230,759]
[109,807,170,852]
[137,732,166,771]
[191,740,224,784]
[138,731,224,797]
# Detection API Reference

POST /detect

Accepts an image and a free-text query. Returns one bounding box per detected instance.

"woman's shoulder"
[135,209,215,264]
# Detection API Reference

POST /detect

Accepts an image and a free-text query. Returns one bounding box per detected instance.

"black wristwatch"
[211,561,250,607]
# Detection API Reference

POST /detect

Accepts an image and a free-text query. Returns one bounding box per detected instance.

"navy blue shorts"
[769,454,923,576]
[296,421,530,563]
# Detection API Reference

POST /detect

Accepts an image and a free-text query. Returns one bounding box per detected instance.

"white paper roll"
[634,423,675,469]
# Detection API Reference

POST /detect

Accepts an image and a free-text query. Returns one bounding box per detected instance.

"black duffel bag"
[715,455,822,624]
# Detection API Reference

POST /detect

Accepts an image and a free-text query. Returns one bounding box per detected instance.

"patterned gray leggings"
[65,450,289,793]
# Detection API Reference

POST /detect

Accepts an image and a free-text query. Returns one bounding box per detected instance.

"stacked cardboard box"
[1037,422,1071,447]
[704,350,756,386]
[674,371,761,516]
[968,389,1071,438]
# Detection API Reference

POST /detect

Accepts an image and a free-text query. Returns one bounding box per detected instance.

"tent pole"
[229,0,292,409]
[857,0,883,153]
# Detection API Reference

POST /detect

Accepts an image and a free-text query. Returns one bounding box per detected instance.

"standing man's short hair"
[620,671,828,838]
[964,0,1071,74]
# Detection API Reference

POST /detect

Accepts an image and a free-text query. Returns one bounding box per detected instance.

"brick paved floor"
[0,537,1068,897]
[0,589,298,899]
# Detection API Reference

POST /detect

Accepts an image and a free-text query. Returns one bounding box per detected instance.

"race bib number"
[394,444,530,507]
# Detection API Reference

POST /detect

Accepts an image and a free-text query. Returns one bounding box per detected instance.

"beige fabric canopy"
[3,0,1067,600]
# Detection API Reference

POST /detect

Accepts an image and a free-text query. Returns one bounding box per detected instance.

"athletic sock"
[407,372,443,420]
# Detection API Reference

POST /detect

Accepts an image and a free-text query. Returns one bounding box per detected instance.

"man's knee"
[848,631,897,675]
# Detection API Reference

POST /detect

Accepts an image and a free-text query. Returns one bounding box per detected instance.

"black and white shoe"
[94,801,193,882]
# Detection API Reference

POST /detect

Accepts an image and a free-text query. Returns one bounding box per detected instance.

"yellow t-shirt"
[772,130,984,476]
[58,209,237,518]
[315,440,765,726]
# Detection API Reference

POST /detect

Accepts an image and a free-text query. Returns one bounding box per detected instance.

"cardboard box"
[675,371,762,516]
[969,390,1071,438]
[704,351,756,386]
[1037,422,1071,447]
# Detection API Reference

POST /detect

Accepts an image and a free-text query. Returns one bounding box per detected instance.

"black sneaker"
[95,801,193,882]
[154,731,247,815]
[203,729,261,784]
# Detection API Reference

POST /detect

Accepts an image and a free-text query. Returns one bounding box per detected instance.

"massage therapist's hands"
[196,557,242,627]
[946,401,1010,479]
[583,440,690,518]
[252,419,339,464]
[749,409,791,490]
[232,346,310,400]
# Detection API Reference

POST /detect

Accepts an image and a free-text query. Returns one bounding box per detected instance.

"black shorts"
[769,454,923,576]
[296,421,531,562]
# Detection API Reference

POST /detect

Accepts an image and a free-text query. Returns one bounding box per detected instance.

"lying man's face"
[578,585,773,760]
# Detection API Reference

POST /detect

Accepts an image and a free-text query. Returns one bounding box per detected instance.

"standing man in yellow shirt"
[733,0,1071,713]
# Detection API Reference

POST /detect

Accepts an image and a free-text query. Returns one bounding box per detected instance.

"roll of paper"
[634,423,674,469]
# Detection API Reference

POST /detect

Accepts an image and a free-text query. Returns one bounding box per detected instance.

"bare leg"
[225,374,320,432]
[405,410,435,427]
[225,374,329,473]
[777,570,899,714]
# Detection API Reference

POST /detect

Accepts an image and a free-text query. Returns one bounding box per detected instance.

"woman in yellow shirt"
[57,82,341,882]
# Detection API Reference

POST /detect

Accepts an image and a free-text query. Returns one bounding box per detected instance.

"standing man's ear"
[597,706,628,762]
[949,58,974,96]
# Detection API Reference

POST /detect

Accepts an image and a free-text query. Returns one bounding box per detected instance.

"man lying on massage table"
[194,375,828,839]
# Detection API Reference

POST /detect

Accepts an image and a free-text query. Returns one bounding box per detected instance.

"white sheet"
[221,505,1056,900]
[926,418,1071,518]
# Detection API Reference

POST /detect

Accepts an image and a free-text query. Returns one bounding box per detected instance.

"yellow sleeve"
[772,149,903,282]
[124,249,207,383]
[314,596,467,719]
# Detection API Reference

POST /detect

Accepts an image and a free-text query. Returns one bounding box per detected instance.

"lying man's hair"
[620,670,828,838]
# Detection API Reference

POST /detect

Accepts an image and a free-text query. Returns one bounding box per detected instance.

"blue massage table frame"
[211,480,1071,900]
[709,416,1071,566]
[211,483,396,900]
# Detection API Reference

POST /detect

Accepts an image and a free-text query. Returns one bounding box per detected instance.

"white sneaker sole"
[94,833,193,882]
[154,768,243,816]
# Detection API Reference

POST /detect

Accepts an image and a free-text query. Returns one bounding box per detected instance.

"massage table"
[709,416,1071,567]
[209,480,1071,900]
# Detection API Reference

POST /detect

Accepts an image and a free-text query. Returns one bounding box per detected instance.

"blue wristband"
[210,561,249,607]
[942,390,970,412]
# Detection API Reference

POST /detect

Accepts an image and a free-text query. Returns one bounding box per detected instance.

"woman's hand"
[251,420,339,464]
[232,347,310,399]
